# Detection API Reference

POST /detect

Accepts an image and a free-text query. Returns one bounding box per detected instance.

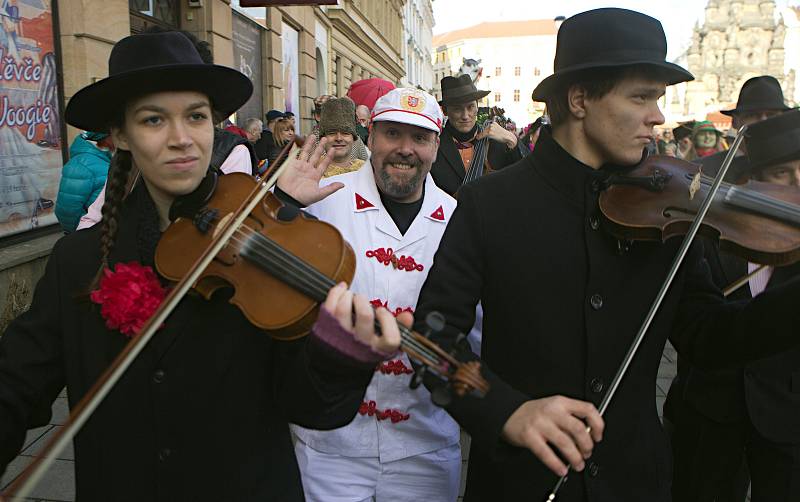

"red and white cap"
[371,88,443,133]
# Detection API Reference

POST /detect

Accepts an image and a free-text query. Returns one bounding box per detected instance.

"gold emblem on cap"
[400,90,426,112]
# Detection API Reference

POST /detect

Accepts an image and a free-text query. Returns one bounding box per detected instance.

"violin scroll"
[406,311,489,406]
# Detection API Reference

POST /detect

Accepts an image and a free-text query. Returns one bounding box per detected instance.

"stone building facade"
[401,0,434,91]
[431,20,559,126]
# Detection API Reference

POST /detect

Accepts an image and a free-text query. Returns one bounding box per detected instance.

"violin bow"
[544,125,749,501]
[2,140,303,501]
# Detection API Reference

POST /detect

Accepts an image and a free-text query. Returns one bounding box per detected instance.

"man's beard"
[376,157,425,199]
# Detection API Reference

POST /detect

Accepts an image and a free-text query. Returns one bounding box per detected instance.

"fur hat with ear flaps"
[65,32,253,132]
[319,97,358,139]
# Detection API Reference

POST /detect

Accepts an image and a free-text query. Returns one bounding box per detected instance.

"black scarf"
[444,120,478,143]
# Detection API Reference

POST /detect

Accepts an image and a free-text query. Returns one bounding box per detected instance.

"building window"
[130,0,179,31]
[495,66,501,77]
[514,90,520,102]
[514,66,521,76]
[494,92,501,102]
[534,67,541,76]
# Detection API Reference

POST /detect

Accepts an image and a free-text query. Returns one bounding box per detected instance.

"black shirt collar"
[530,128,640,209]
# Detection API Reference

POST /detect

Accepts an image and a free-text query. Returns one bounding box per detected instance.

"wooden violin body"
[157,173,355,340]
[600,155,800,266]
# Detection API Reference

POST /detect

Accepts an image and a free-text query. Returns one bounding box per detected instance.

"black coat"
[430,125,524,196]
[414,131,800,502]
[0,186,373,502]
[667,241,800,440]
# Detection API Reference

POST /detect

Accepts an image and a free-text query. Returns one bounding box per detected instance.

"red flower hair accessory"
[90,262,167,337]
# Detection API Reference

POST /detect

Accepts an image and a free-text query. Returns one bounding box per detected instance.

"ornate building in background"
[677,0,795,122]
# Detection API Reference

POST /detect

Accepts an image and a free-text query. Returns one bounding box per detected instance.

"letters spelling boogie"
[0,49,54,141]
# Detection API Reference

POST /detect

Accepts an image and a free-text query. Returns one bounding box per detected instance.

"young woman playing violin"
[0,32,405,501]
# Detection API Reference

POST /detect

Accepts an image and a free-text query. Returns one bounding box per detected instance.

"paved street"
[0,343,681,501]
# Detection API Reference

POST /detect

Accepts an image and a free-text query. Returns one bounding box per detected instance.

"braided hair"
[89,110,134,289]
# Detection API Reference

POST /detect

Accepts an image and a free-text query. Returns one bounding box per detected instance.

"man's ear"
[110,127,130,152]
[567,84,588,120]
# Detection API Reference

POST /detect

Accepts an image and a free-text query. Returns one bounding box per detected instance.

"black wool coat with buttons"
[414,130,800,502]
[0,185,374,502]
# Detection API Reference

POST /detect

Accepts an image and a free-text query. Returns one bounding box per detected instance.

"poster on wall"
[232,11,263,126]
[281,22,299,133]
[0,0,63,239]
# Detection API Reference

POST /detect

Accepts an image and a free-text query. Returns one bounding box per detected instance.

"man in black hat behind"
[413,8,800,502]
[430,74,523,196]
[666,110,800,502]
[694,75,792,181]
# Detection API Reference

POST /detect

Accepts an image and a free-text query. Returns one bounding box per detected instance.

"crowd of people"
[7,6,800,502]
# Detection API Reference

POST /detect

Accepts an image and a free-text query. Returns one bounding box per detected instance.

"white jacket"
[291,162,461,462]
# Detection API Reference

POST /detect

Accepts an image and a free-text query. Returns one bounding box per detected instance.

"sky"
[432,0,796,60]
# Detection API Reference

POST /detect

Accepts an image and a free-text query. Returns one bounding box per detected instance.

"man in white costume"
[277,88,462,501]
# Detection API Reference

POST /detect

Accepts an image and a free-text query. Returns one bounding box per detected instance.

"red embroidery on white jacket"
[365,247,424,272]
[370,299,414,317]
[377,359,414,375]
[358,400,411,423]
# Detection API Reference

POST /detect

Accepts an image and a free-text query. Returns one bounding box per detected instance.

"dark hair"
[545,65,669,127]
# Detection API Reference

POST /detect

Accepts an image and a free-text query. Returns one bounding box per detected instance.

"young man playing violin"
[277,88,465,501]
[666,110,800,502]
[411,8,800,502]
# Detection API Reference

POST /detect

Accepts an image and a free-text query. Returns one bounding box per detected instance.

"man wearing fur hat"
[318,97,366,177]
[277,88,465,501]
[411,8,800,501]
[431,74,524,196]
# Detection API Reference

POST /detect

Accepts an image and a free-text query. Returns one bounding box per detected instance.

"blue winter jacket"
[55,134,112,233]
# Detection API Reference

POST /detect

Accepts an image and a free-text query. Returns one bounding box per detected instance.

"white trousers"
[293,438,461,502]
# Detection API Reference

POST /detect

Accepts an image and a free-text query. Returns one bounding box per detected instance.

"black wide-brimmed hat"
[745,108,800,170]
[439,74,490,106]
[65,32,253,132]
[531,8,694,102]
[720,76,791,117]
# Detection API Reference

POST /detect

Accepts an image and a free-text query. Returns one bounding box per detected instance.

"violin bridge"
[689,169,702,201]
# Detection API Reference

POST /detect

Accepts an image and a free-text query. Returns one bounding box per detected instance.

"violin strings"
[229,228,443,364]
[226,227,444,364]
[697,175,800,223]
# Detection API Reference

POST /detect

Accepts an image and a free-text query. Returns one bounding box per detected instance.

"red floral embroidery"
[365,247,424,272]
[377,359,414,375]
[369,299,414,317]
[90,262,167,338]
[358,400,411,423]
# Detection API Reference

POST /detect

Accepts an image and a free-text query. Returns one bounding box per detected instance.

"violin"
[599,154,800,266]
[156,171,489,402]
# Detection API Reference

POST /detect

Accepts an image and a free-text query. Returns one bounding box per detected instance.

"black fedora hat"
[65,32,253,132]
[439,74,490,106]
[720,76,791,117]
[531,8,693,102]
[745,109,800,170]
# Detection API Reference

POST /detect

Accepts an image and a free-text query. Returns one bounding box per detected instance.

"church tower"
[685,0,789,110]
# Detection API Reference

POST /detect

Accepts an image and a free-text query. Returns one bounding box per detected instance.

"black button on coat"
[414,130,800,502]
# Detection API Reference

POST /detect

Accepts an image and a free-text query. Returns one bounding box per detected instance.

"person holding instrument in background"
[413,8,800,502]
[666,109,800,502]
[431,74,524,196]
[0,31,406,502]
